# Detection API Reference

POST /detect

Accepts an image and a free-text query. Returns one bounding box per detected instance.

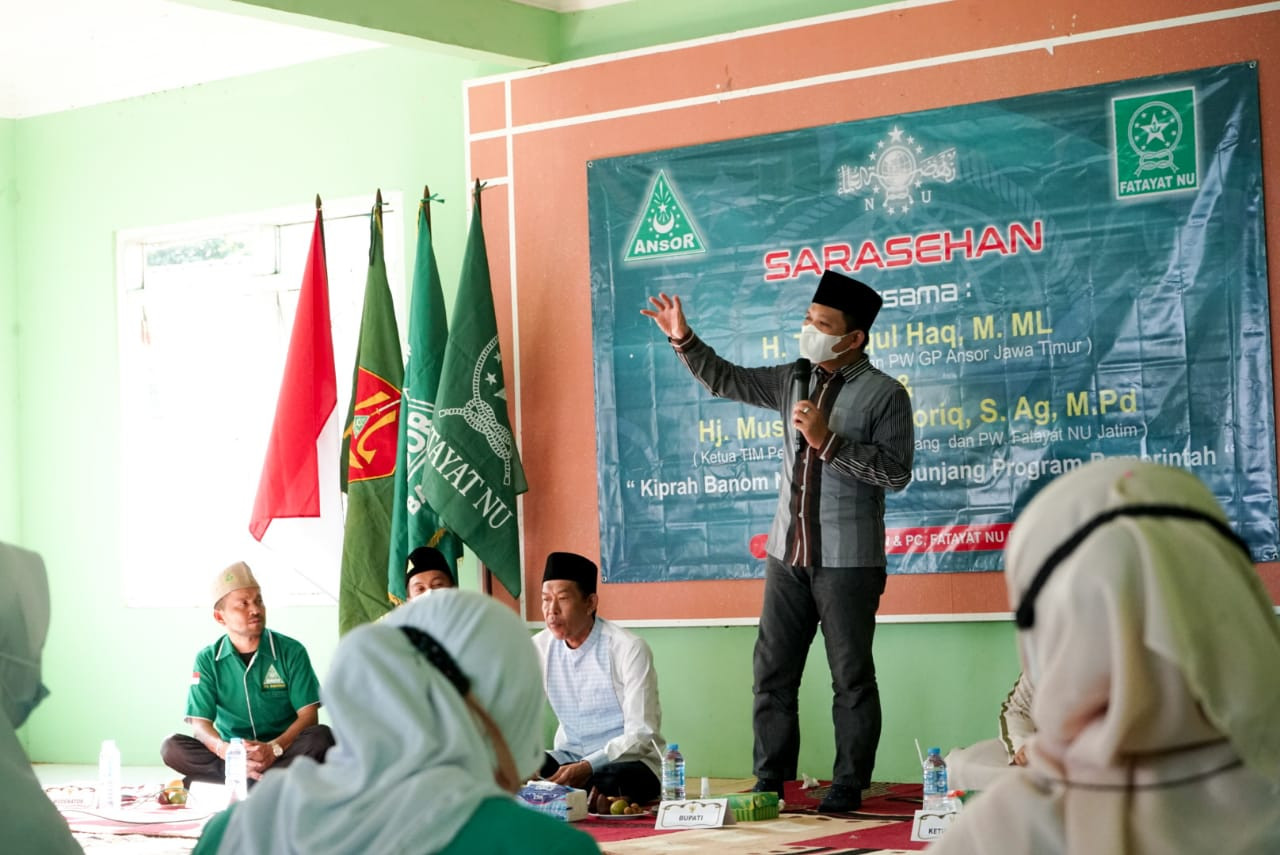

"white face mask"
[798,323,848,364]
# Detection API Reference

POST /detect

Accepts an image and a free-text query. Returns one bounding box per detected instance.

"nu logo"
[624,170,706,262]
[1112,88,1198,199]
[436,336,518,486]
[838,125,957,215]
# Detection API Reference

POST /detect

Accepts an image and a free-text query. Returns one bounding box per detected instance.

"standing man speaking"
[642,269,914,813]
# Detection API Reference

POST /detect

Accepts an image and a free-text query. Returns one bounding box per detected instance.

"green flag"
[421,182,528,596]
[339,192,403,632]
[387,189,464,603]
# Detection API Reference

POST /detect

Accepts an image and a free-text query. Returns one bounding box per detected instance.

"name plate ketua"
[654,798,735,829]
[910,807,959,842]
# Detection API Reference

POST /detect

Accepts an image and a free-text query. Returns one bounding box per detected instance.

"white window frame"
[115,193,405,608]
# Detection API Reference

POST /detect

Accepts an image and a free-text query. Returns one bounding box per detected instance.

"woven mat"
[593,813,919,854]
[585,780,926,854]
[71,833,198,855]
[52,778,927,853]
[47,782,213,839]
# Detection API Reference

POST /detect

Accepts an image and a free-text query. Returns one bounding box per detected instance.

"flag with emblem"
[420,181,527,596]
[338,191,404,632]
[248,199,343,599]
[387,189,464,603]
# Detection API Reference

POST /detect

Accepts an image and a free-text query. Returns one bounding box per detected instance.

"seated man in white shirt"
[532,551,664,802]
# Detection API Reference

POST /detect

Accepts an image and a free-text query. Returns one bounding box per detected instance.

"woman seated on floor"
[193,589,600,854]
[932,459,1280,854]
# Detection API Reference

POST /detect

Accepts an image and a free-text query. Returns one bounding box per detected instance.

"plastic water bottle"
[97,739,121,810]
[662,743,685,800]
[225,737,249,803]
[922,747,948,810]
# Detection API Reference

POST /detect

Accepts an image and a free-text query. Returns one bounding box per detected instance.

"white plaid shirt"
[533,617,663,778]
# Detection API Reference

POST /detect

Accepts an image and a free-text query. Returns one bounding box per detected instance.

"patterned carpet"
[45,781,205,854]
[586,779,926,854]
[50,777,927,854]
[72,833,197,855]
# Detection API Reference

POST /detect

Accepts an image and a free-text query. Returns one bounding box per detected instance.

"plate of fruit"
[156,779,189,808]
[588,794,651,819]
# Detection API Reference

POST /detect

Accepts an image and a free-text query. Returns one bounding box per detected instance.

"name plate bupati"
[654,798,734,829]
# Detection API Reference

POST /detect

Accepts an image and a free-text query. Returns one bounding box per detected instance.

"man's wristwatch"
[270,741,283,758]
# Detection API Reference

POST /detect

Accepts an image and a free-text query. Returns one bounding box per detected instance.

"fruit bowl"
[588,794,651,818]
[157,780,188,806]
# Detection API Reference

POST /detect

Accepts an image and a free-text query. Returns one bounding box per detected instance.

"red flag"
[250,205,338,540]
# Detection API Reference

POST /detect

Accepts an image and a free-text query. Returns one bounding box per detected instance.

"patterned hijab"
[217,589,545,854]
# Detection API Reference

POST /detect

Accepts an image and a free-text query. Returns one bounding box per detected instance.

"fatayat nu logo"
[838,125,958,214]
[1112,87,1198,199]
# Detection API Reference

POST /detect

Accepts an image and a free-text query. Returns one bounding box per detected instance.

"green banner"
[589,62,1277,582]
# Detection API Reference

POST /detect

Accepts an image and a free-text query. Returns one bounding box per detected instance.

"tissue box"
[516,782,588,822]
[724,792,780,822]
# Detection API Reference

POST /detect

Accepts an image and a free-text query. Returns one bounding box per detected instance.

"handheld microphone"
[792,358,811,448]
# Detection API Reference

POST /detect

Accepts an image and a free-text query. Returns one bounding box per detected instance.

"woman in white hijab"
[193,589,599,854]
[0,542,82,854]
[932,459,1280,854]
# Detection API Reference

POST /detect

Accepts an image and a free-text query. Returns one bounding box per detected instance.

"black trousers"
[539,754,661,802]
[752,557,886,789]
[160,725,335,787]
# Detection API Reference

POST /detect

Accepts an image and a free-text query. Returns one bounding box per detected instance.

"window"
[117,194,404,607]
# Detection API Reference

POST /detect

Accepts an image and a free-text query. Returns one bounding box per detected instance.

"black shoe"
[751,777,785,802]
[818,783,861,813]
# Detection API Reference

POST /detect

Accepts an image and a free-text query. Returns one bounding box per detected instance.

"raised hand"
[640,293,690,340]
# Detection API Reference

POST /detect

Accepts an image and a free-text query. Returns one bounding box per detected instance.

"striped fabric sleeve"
[822,383,914,490]
[997,672,1036,761]
[670,330,786,411]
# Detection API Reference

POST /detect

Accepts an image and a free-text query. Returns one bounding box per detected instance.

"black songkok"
[405,546,454,588]
[541,551,598,596]
[811,269,883,333]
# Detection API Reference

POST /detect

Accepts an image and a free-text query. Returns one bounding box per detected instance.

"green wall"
[10,11,1027,786]
[12,44,516,768]
[0,118,17,542]
[635,621,1020,782]
[224,0,904,63]
[556,0,900,60]
[221,0,559,63]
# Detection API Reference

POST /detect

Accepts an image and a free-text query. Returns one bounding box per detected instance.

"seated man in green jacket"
[160,561,334,786]
[190,590,600,855]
